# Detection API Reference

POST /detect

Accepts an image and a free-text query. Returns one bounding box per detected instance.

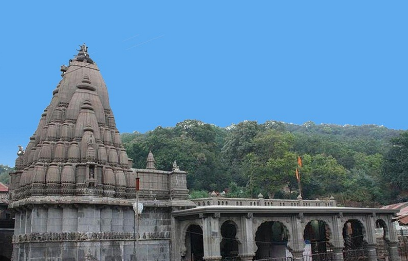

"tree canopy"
[121,120,402,207]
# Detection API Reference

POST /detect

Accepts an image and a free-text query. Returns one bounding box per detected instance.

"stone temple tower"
[9,45,192,260]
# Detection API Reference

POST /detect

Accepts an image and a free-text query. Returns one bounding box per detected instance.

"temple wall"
[12,205,172,261]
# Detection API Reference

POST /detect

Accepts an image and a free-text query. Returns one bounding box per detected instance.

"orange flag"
[296,168,300,181]
[297,156,302,168]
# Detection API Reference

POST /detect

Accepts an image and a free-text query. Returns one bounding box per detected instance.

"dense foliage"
[0,165,12,184]
[122,120,404,207]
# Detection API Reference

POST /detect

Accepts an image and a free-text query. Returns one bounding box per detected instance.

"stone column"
[366,244,378,261]
[387,219,401,261]
[289,214,305,261]
[331,214,345,261]
[202,213,222,261]
[387,241,401,261]
[365,215,378,261]
[239,213,255,261]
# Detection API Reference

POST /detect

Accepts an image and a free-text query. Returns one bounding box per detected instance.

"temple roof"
[11,45,135,201]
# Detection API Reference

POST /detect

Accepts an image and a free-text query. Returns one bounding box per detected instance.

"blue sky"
[1,1,407,167]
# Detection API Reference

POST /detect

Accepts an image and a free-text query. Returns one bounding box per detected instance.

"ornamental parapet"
[192,197,336,207]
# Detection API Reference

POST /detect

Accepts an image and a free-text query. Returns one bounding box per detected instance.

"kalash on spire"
[8,45,190,261]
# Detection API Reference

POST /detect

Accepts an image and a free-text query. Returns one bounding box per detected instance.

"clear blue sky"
[1,1,407,167]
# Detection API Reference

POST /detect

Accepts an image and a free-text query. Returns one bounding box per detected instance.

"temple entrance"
[220,220,239,259]
[303,220,331,261]
[185,224,204,261]
[255,221,289,260]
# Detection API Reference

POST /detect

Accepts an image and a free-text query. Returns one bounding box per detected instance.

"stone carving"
[172,161,180,171]
[12,231,170,243]
[17,146,25,156]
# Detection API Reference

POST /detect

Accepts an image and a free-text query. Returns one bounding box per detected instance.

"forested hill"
[122,120,405,207]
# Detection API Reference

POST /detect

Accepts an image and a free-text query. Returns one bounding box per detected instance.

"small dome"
[46,124,58,141]
[103,128,113,145]
[98,144,107,164]
[54,141,66,162]
[19,169,30,187]
[46,164,60,184]
[68,142,80,162]
[115,170,126,187]
[61,164,75,184]
[32,164,46,184]
[103,167,115,185]
[119,149,128,166]
[61,122,73,141]
[108,148,118,165]
[39,142,52,163]
[125,170,136,188]
[113,132,121,147]
[15,156,24,170]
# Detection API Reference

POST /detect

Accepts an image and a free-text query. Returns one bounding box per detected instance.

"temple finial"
[146,151,156,169]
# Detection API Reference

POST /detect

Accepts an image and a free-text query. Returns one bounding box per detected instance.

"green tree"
[383,131,408,199]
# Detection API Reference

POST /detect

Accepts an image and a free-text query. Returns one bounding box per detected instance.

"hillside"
[122,120,403,207]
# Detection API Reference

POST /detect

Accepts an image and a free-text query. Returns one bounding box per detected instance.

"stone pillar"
[365,215,378,261]
[289,215,305,261]
[331,214,345,261]
[333,247,344,261]
[32,206,47,233]
[47,206,63,232]
[62,206,78,232]
[239,213,255,261]
[387,241,401,261]
[366,244,378,261]
[387,219,401,261]
[291,250,304,261]
[202,213,222,261]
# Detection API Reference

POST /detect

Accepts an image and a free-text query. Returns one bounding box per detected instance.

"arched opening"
[185,224,204,261]
[255,221,289,260]
[343,219,365,250]
[304,220,332,258]
[376,219,389,260]
[343,219,366,261]
[220,220,239,259]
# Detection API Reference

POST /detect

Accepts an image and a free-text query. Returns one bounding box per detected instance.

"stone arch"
[343,219,366,250]
[303,219,333,256]
[376,218,390,260]
[220,220,239,259]
[183,223,204,261]
[254,220,290,260]
[376,218,389,241]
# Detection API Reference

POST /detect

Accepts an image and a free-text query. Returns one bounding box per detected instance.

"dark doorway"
[255,221,289,260]
[304,220,331,255]
[343,219,365,250]
[185,224,204,261]
[220,221,239,259]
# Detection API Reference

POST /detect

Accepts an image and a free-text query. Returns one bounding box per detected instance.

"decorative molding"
[13,231,171,243]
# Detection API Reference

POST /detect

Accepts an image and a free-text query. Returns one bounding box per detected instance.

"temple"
[8,46,401,261]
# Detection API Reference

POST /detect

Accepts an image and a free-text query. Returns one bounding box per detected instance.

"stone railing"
[191,196,336,208]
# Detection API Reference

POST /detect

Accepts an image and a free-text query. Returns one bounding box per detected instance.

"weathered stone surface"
[9,45,191,261]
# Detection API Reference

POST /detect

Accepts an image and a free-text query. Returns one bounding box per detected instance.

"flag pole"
[297,156,303,199]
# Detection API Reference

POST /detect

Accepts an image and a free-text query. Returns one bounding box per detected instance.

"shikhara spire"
[11,45,135,200]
